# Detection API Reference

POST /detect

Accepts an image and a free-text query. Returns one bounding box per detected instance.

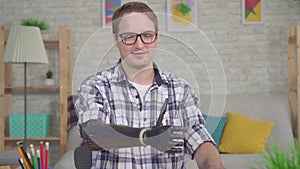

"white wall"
[1,0,299,95]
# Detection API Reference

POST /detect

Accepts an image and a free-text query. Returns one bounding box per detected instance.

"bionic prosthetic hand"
[80,119,186,153]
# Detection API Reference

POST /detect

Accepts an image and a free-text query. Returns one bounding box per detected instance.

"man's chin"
[121,55,154,68]
[133,62,152,70]
[126,61,152,70]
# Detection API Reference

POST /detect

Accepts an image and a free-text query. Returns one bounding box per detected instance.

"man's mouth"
[132,51,147,57]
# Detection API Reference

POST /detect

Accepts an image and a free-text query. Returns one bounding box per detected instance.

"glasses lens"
[141,32,157,44]
[119,33,137,45]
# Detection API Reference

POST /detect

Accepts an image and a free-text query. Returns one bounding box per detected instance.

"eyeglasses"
[118,31,158,45]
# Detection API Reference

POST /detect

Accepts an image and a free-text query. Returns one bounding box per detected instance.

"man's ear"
[113,35,120,48]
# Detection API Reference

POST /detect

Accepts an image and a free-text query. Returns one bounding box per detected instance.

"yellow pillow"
[219,112,274,154]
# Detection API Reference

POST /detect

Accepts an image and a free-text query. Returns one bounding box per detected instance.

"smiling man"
[76,1,225,169]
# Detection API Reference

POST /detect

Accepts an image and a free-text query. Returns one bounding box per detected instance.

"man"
[76,1,225,169]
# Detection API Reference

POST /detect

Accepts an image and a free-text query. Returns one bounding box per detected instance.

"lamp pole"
[24,62,27,151]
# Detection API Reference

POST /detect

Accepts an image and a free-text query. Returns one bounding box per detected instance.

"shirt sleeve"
[182,86,215,159]
[75,76,110,126]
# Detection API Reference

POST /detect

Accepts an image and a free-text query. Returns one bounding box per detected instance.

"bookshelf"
[0,26,71,157]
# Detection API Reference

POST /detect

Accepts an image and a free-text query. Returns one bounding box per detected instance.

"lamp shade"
[3,25,48,64]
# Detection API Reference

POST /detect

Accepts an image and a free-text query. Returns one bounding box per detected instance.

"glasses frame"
[117,31,158,45]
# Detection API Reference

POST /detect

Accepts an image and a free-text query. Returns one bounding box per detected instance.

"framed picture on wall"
[102,0,122,28]
[167,0,198,32]
[242,0,264,24]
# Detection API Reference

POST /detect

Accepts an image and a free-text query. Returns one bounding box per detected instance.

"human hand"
[143,125,186,153]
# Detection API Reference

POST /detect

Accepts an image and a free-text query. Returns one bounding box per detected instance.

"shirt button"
[144,118,147,121]
[135,95,139,99]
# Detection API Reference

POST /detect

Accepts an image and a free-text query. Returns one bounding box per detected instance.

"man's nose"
[134,36,144,48]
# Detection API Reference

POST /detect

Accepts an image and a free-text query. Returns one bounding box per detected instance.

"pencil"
[16,142,33,169]
[40,141,45,169]
[30,144,38,169]
[18,158,25,169]
[45,142,49,169]
[27,152,32,165]
[36,149,41,169]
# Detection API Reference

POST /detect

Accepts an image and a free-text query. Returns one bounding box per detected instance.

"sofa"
[54,94,294,169]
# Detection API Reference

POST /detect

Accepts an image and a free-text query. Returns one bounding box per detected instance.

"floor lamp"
[2,25,48,151]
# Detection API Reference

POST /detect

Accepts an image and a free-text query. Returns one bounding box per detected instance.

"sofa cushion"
[220,154,261,169]
[53,149,76,169]
[66,126,83,151]
[219,112,274,154]
[68,95,78,130]
[203,114,227,148]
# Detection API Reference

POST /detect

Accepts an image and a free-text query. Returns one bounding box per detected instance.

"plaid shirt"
[75,61,214,169]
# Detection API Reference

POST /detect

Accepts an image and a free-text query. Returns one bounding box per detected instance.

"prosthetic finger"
[173,141,184,147]
[169,140,184,147]
[170,133,185,140]
[171,126,187,132]
[165,147,183,153]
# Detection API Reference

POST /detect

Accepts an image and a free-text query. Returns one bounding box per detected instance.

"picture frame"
[102,0,122,28]
[242,0,264,24]
[166,0,198,32]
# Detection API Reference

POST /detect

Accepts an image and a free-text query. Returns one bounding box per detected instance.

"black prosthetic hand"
[80,124,103,150]
[80,119,186,153]
[80,119,143,149]
[143,125,186,153]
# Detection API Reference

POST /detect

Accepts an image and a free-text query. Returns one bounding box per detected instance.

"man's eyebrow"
[119,32,136,35]
[119,31,156,35]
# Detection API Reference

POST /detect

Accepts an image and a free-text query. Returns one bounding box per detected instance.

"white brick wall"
[1,0,300,95]
[1,0,300,165]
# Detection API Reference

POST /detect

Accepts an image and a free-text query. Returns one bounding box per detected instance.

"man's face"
[115,12,158,70]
